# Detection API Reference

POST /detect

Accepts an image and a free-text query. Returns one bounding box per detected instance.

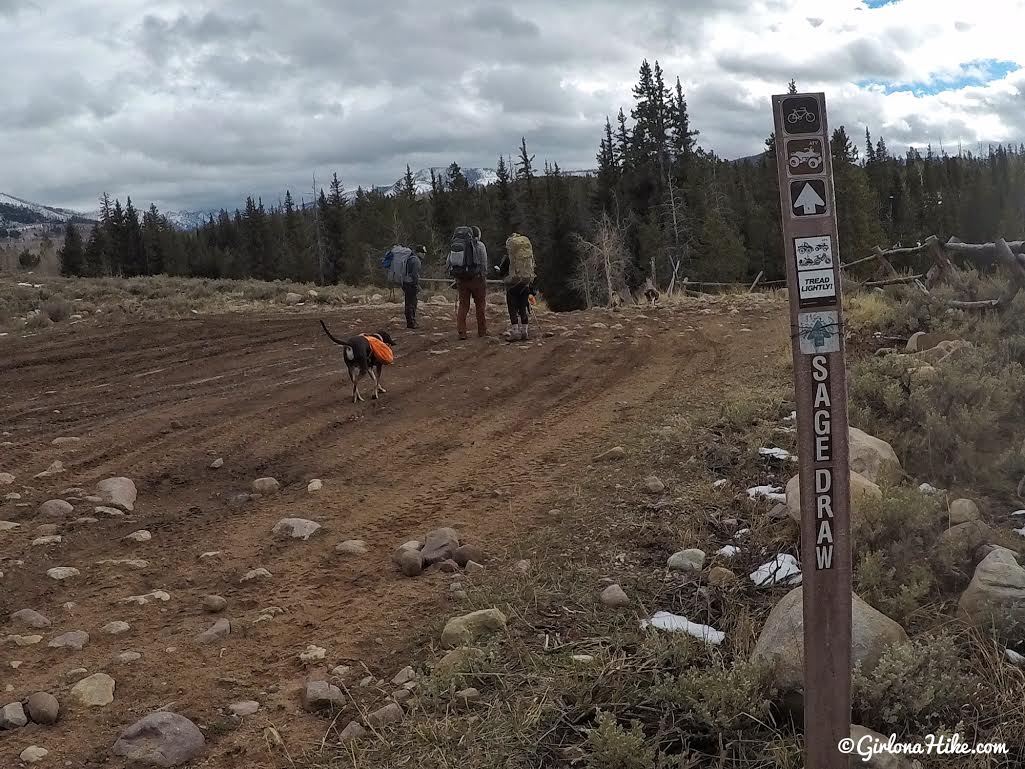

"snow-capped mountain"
[0,193,94,228]
[163,210,214,231]
[343,166,503,201]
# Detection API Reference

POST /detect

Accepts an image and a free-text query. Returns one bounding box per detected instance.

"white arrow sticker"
[793,183,826,215]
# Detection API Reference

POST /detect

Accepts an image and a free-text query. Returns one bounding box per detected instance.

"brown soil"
[0,295,787,767]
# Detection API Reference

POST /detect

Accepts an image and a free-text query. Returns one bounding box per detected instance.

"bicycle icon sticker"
[786,138,824,175]
[781,96,821,135]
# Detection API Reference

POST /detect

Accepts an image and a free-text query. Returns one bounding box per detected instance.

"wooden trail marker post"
[772,92,853,768]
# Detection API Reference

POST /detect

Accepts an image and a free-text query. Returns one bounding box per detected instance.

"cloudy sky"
[2,0,1023,213]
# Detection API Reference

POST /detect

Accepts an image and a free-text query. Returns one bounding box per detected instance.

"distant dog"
[644,287,660,307]
[319,321,396,403]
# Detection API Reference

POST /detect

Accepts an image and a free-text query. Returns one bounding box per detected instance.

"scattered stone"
[35,523,59,535]
[263,726,284,748]
[6,634,43,647]
[199,551,222,559]
[848,427,903,485]
[600,584,631,608]
[0,472,14,485]
[94,506,126,518]
[0,521,21,532]
[118,652,142,664]
[38,499,73,518]
[285,292,303,305]
[301,681,345,711]
[64,668,89,682]
[102,621,131,636]
[958,548,1025,645]
[74,517,98,525]
[465,560,485,575]
[438,559,460,573]
[595,446,627,462]
[25,692,60,725]
[441,609,507,648]
[571,654,595,664]
[936,520,995,572]
[667,549,706,574]
[240,568,271,583]
[454,687,481,707]
[252,477,280,495]
[708,567,738,587]
[112,711,205,767]
[70,673,115,707]
[359,676,374,688]
[229,701,259,717]
[49,631,89,650]
[392,666,416,686]
[196,618,231,644]
[307,479,323,493]
[52,436,82,448]
[272,518,322,541]
[453,543,483,567]
[339,721,367,744]
[227,494,251,508]
[299,645,326,663]
[366,702,403,727]
[0,701,28,728]
[119,591,171,605]
[97,558,149,569]
[209,458,224,469]
[643,475,666,494]
[84,496,104,504]
[20,746,49,764]
[336,539,368,555]
[422,527,461,565]
[331,665,352,678]
[397,549,423,577]
[32,535,63,546]
[949,498,981,525]
[11,609,50,629]
[34,461,65,479]
[203,595,227,613]
[124,530,152,543]
[393,540,423,560]
[96,477,137,512]
[751,587,907,698]
[786,471,881,526]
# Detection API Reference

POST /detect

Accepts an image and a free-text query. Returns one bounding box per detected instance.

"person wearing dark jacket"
[403,245,424,329]
[494,253,536,341]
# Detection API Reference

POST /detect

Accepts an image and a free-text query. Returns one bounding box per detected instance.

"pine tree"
[495,155,515,237]
[83,223,109,277]
[865,128,876,165]
[788,79,798,94]
[122,197,146,275]
[402,165,417,199]
[595,117,619,216]
[142,204,165,275]
[58,223,84,276]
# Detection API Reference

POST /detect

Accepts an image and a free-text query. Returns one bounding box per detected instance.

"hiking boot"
[505,324,519,341]
[521,325,529,341]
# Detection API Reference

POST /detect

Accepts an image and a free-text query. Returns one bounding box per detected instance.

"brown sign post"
[772,92,853,768]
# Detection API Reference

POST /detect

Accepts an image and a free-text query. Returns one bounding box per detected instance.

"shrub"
[655,660,775,734]
[24,312,52,330]
[585,712,655,769]
[41,297,72,323]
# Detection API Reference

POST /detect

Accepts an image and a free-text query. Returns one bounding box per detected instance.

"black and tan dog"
[319,321,396,403]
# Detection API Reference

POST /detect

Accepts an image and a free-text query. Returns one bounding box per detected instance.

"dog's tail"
[320,320,349,347]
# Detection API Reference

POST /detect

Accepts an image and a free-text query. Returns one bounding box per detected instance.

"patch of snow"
[918,483,944,496]
[1014,527,1025,538]
[716,545,739,558]
[1007,648,1025,666]
[749,554,802,587]
[734,528,751,538]
[712,479,728,489]
[783,411,797,422]
[641,611,725,645]
[759,447,793,461]
[1010,510,1025,517]
[747,485,786,503]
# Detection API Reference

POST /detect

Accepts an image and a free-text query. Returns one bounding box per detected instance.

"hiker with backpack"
[494,233,536,341]
[447,226,489,339]
[403,245,424,329]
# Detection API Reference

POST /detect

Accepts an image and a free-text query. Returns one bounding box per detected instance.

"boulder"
[0,472,13,485]
[335,539,368,555]
[949,498,981,525]
[850,725,915,769]
[600,584,631,608]
[421,527,461,565]
[20,746,49,764]
[25,692,60,725]
[453,543,484,567]
[786,471,882,525]
[441,609,508,649]
[936,520,994,573]
[196,618,231,644]
[102,621,131,636]
[229,701,259,717]
[272,518,322,541]
[958,548,1025,645]
[848,428,902,485]
[366,702,403,727]
[397,549,423,577]
[38,499,74,518]
[643,476,666,494]
[202,595,227,613]
[905,331,959,354]
[667,549,706,573]
[708,567,738,587]
[751,588,907,697]
[10,609,50,629]
[914,338,972,365]
[284,292,303,305]
[434,647,486,679]
[96,477,137,512]
[252,477,280,495]
[301,681,345,712]
[112,711,205,767]
[70,673,115,707]
[49,630,90,650]
[0,701,28,728]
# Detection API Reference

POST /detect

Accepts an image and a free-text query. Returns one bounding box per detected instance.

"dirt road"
[0,296,786,767]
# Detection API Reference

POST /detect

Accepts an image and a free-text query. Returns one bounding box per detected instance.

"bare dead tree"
[573,213,629,308]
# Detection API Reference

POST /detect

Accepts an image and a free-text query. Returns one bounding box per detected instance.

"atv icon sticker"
[786,139,824,175]
[794,236,833,270]
[794,236,836,305]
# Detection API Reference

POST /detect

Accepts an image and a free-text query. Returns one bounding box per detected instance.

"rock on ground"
[301,681,345,711]
[936,520,995,573]
[25,692,60,725]
[112,711,205,767]
[465,560,485,575]
[906,331,959,353]
[848,428,903,485]
[600,584,631,608]
[786,471,882,526]
[49,630,89,650]
[20,746,49,763]
[453,543,484,567]
[397,549,423,577]
[202,595,227,613]
[949,498,981,525]
[441,609,508,648]
[118,652,142,664]
[850,724,916,769]
[339,721,367,743]
[336,539,368,555]
[667,549,706,573]
[434,647,486,679]
[285,292,303,305]
[708,567,738,586]
[366,702,403,727]
[70,673,115,707]
[252,477,280,495]
[124,530,152,543]
[38,499,74,518]
[10,609,50,629]
[272,518,322,541]
[595,446,627,462]
[958,547,1025,645]
[421,527,461,565]
[196,618,231,644]
[0,472,13,485]
[392,666,416,685]
[643,476,666,494]
[240,568,271,583]
[96,477,137,512]
[0,701,28,728]
[209,458,224,469]
[512,559,531,575]
[751,587,907,698]
[454,687,481,707]
[307,479,323,493]
[102,621,131,636]
[229,701,259,717]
